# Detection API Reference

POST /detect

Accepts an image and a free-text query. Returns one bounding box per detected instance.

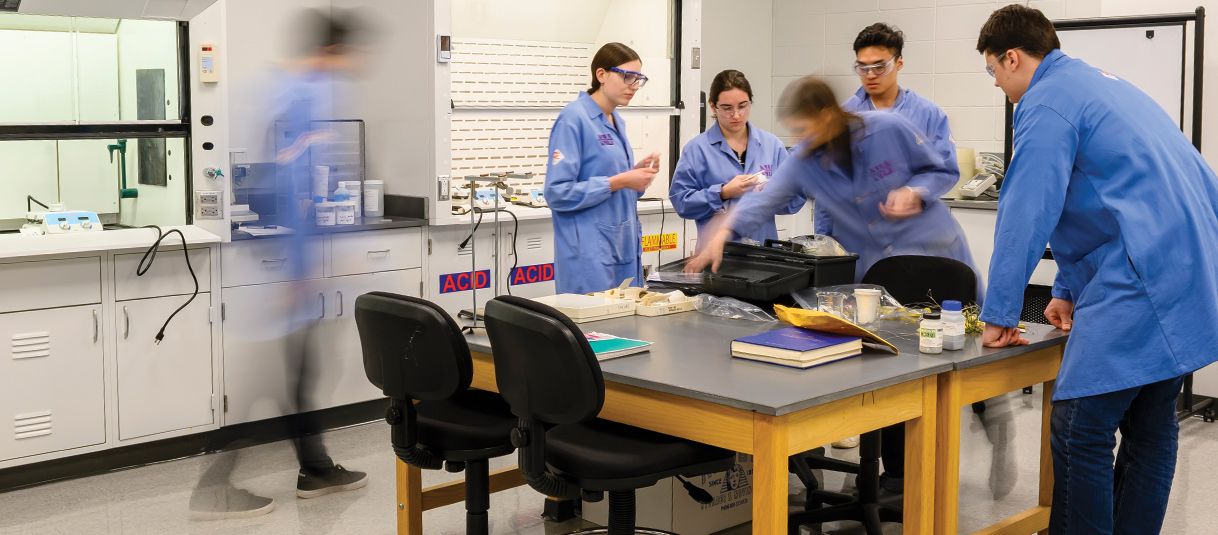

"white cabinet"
[115,293,214,440]
[0,305,105,462]
[951,207,1058,287]
[222,268,420,425]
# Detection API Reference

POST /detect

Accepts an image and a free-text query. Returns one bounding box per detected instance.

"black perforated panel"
[1021,284,1054,325]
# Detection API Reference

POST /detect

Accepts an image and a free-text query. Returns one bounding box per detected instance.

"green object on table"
[108,139,139,199]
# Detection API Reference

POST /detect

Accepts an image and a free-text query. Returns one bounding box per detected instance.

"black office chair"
[483,295,736,535]
[789,255,977,535]
[355,292,519,535]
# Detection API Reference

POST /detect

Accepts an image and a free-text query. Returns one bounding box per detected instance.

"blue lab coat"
[979,50,1218,401]
[669,122,803,245]
[814,87,959,236]
[545,92,644,294]
[731,111,976,283]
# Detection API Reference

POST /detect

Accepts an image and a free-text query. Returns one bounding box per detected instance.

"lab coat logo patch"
[552,150,564,164]
[1099,70,1120,81]
[597,134,615,146]
[760,164,773,177]
[870,161,895,182]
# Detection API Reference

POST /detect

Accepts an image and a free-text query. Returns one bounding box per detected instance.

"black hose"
[503,209,518,296]
[136,225,199,345]
[388,400,443,470]
[517,420,580,500]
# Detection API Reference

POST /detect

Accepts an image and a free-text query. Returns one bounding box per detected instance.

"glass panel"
[0,137,187,232]
[0,13,179,124]
[0,15,76,123]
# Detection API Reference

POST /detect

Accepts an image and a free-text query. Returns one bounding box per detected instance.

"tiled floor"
[1,389,1214,534]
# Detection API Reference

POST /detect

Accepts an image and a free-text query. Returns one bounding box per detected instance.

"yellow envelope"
[773,304,898,353]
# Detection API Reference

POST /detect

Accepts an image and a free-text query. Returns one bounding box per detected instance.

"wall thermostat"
[200,43,218,83]
[437,35,451,63]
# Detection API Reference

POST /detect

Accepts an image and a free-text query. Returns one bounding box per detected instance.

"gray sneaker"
[296,464,369,499]
[189,486,275,520]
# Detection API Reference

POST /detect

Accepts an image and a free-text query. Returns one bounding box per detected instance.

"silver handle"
[123,306,129,339]
[367,249,390,255]
[337,291,344,316]
[93,310,98,343]
[262,258,287,265]
[318,293,325,319]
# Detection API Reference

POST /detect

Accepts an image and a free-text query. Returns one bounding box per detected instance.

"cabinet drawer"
[221,237,322,288]
[114,248,212,301]
[330,228,422,277]
[0,257,101,314]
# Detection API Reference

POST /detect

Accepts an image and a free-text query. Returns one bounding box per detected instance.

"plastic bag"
[790,283,914,325]
[789,234,850,256]
[692,294,778,322]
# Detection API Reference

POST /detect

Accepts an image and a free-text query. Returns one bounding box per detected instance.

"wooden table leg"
[397,458,423,535]
[935,371,963,535]
[752,413,789,534]
[904,375,938,535]
[1038,380,1055,535]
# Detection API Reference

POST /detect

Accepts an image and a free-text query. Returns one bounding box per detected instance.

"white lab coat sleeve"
[979,105,1077,327]
[731,155,807,239]
[668,150,724,220]
[899,120,958,200]
[544,118,613,212]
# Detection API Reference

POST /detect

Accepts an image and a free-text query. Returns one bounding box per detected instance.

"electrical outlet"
[197,190,223,220]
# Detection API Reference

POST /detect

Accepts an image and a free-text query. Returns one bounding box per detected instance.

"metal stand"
[1178,374,1216,422]
[462,175,502,331]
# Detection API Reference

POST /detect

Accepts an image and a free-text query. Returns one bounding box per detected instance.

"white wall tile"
[934,73,996,106]
[882,0,933,8]
[773,76,803,103]
[827,0,880,13]
[826,74,864,102]
[993,105,1008,142]
[935,4,995,40]
[826,12,886,44]
[900,74,935,99]
[1064,0,1101,18]
[879,8,937,42]
[943,106,995,141]
[774,10,827,47]
[774,0,826,20]
[1029,0,1066,20]
[824,44,858,76]
[936,0,996,5]
[774,45,827,76]
[900,41,935,73]
[936,39,984,73]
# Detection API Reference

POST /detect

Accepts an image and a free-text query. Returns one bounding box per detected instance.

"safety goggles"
[986,49,1018,77]
[716,101,751,117]
[610,66,649,89]
[852,54,899,77]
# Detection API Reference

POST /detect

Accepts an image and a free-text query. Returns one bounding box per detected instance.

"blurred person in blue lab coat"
[669,69,802,248]
[823,23,959,238]
[976,6,1218,534]
[190,9,370,520]
[688,76,976,287]
[545,42,661,294]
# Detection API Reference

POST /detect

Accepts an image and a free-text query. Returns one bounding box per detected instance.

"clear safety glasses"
[610,66,649,89]
[852,54,899,77]
[716,101,751,117]
[986,49,1017,77]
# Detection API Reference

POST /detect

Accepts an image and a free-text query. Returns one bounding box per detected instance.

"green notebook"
[585,332,652,361]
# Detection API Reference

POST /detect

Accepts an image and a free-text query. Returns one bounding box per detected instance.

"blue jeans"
[1048,375,1185,535]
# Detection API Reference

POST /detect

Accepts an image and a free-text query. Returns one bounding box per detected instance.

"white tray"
[531,294,636,320]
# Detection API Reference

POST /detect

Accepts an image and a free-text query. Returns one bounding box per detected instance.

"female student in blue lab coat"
[818,22,958,238]
[544,42,661,294]
[976,6,1218,534]
[688,76,976,284]
[669,69,803,247]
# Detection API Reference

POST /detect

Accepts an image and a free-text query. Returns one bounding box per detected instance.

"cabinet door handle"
[367,249,390,256]
[123,306,130,339]
[262,258,287,265]
[93,309,98,343]
[337,291,344,317]
[318,293,325,319]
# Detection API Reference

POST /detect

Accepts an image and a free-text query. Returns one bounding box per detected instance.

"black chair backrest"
[483,295,605,425]
[354,292,473,401]
[861,255,977,306]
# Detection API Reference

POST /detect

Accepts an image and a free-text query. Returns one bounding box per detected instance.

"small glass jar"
[919,310,943,354]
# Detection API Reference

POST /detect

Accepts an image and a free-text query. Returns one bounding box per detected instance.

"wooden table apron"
[934,345,1063,535]
[395,350,940,535]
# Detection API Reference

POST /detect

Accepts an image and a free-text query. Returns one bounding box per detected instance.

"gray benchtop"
[231,215,426,241]
[943,199,999,210]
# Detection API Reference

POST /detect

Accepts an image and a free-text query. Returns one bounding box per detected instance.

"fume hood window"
[0,14,183,125]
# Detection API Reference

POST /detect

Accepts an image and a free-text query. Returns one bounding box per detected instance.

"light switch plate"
[691,47,700,69]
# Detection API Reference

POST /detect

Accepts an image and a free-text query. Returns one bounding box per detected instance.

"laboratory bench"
[394,312,1068,535]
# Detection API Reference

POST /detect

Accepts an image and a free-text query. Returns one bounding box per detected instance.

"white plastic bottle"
[919,310,943,354]
[941,300,967,350]
[364,180,385,218]
[333,184,352,203]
